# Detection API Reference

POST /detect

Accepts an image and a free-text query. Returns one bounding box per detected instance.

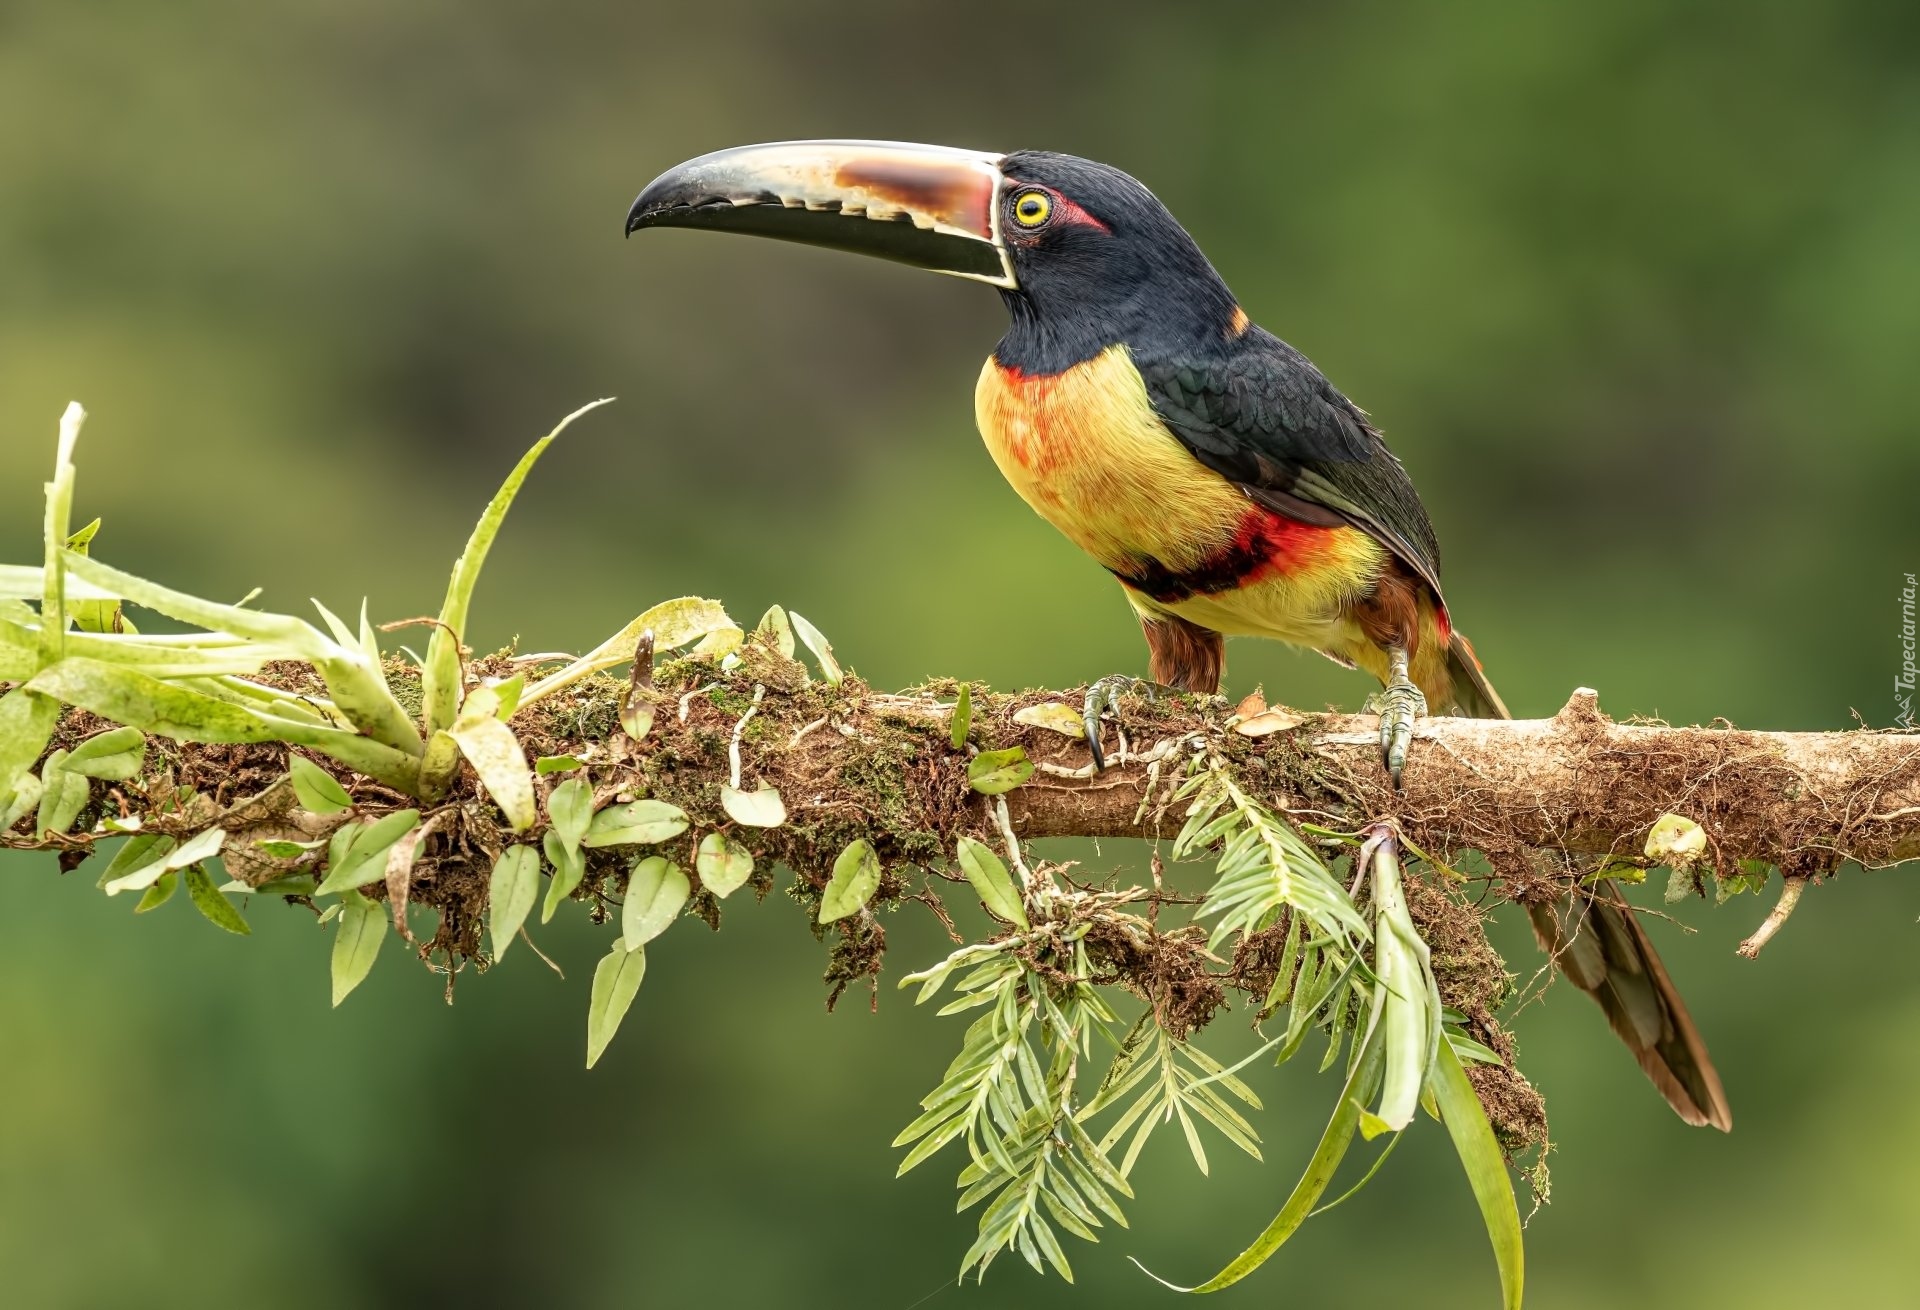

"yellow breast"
[972,344,1248,574]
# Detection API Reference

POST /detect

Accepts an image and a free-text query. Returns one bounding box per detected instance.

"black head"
[990,151,1238,373]
[624,141,1241,374]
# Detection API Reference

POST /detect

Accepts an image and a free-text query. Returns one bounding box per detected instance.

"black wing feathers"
[1139,328,1446,603]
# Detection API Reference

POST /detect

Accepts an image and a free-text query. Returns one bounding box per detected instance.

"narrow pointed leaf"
[586,942,647,1069]
[488,845,540,959]
[184,864,251,935]
[1433,1037,1525,1310]
[162,825,228,872]
[331,891,386,1006]
[289,754,353,814]
[789,611,843,683]
[542,830,585,923]
[520,597,735,709]
[134,870,179,913]
[423,398,613,732]
[314,811,419,894]
[1137,1032,1383,1293]
[100,834,174,892]
[950,683,972,749]
[956,836,1028,930]
[547,776,592,851]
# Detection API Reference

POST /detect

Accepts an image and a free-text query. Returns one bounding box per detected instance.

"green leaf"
[789,611,844,684]
[622,856,690,949]
[133,870,178,913]
[586,941,647,1069]
[956,836,1028,930]
[950,683,972,749]
[490,674,526,719]
[541,829,585,923]
[249,873,318,896]
[1433,1038,1525,1310]
[536,754,586,774]
[35,752,89,836]
[252,839,318,859]
[695,832,754,898]
[109,832,203,897]
[314,810,420,894]
[1371,838,1436,1133]
[1644,812,1707,871]
[27,658,280,744]
[184,864,251,935]
[754,605,796,659]
[416,728,461,800]
[449,686,536,831]
[61,552,422,758]
[1012,703,1086,738]
[583,799,689,848]
[422,398,614,733]
[66,518,129,635]
[819,839,881,924]
[719,783,786,829]
[289,755,353,814]
[0,686,60,811]
[0,771,43,834]
[519,597,736,710]
[619,689,655,741]
[331,891,386,1006]
[1138,1031,1383,1293]
[488,845,540,959]
[63,726,146,780]
[967,747,1033,795]
[547,777,592,851]
[162,825,229,872]
[98,833,175,892]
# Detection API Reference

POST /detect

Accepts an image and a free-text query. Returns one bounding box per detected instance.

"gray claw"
[1081,674,1150,772]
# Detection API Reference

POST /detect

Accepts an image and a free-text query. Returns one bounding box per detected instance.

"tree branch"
[994,686,1920,877]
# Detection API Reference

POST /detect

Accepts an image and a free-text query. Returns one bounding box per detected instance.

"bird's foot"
[1081,674,1160,771]
[1365,647,1427,787]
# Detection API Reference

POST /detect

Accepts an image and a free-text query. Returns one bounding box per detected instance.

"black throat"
[989,246,1241,376]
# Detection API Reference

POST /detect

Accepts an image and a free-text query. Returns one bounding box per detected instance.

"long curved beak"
[625,140,1015,289]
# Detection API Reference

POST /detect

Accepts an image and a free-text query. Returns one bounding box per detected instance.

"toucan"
[625,140,1731,1131]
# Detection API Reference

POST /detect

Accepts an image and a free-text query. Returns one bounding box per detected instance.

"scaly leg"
[1369,645,1427,787]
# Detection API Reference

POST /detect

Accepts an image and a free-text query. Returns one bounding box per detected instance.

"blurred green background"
[3,0,1918,1304]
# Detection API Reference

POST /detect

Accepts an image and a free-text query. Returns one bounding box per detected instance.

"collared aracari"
[624,140,1731,1131]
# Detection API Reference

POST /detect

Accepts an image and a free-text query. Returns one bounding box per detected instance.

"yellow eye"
[1011,190,1052,227]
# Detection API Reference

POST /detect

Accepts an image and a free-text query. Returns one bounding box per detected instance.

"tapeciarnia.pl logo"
[1900,572,1917,728]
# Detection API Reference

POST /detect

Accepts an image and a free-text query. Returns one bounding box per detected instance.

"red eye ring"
[1004,184,1110,236]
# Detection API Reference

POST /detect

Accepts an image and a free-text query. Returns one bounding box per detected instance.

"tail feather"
[1445,628,1731,1131]
[1443,631,1509,719]
[1526,893,1733,1131]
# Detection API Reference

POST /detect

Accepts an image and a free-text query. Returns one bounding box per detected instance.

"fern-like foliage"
[895,934,1131,1282]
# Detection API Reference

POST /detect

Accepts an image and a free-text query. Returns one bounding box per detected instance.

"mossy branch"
[9,400,1915,1297]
